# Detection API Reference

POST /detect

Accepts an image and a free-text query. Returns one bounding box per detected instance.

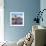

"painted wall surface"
[4,0,40,42]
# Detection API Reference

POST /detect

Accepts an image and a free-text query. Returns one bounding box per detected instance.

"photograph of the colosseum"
[10,12,24,26]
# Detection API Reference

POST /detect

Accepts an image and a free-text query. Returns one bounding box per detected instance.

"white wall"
[40,0,46,9]
[0,0,4,42]
[0,8,4,42]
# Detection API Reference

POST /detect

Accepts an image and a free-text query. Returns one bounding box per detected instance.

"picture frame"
[10,12,24,26]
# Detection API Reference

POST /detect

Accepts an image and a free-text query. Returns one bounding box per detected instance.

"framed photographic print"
[10,12,24,26]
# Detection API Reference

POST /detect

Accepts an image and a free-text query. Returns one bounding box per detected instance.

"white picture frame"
[10,12,24,26]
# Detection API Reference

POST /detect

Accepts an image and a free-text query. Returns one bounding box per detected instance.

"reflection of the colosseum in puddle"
[12,16,23,25]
